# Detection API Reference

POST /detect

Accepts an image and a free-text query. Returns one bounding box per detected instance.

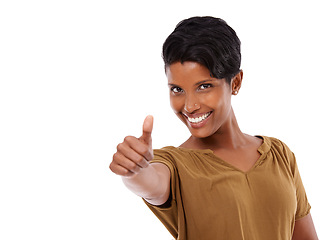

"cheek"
[201,90,231,113]
[170,96,184,113]
[201,92,222,108]
[213,94,232,119]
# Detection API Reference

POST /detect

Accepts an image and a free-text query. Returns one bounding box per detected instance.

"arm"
[122,162,171,205]
[110,116,171,206]
[292,213,318,240]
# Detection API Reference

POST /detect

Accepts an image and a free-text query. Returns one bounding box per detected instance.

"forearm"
[122,164,166,201]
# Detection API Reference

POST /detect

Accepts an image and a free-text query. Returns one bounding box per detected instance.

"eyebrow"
[168,79,217,87]
[194,79,216,86]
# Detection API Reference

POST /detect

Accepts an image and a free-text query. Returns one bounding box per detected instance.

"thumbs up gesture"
[110,115,154,177]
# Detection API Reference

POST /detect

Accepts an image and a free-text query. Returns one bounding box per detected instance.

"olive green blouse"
[143,136,311,240]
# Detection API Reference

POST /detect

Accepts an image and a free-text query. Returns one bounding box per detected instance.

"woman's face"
[166,61,238,139]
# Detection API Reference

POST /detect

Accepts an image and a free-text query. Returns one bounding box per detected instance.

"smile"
[184,112,212,124]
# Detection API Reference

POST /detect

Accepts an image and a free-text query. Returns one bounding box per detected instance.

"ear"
[231,70,243,95]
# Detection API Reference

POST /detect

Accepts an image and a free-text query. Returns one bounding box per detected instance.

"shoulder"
[153,146,200,160]
[152,146,184,167]
[153,146,212,166]
[262,135,297,167]
[264,136,294,155]
[153,146,182,159]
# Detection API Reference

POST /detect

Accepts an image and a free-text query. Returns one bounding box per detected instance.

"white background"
[0,0,328,239]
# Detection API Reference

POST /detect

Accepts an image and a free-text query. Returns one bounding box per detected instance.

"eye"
[171,86,183,94]
[199,84,212,90]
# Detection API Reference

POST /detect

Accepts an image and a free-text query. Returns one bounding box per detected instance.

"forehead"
[166,62,214,84]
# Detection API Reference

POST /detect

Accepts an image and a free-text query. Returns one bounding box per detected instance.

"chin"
[187,127,214,139]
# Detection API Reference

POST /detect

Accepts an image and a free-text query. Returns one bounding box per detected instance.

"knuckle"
[109,162,118,174]
[112,152,119,161]
[121,168,129,176]
[124,171,135,177]
[116,143,124,151]
[135,155,144,164]
[130,162,141,173]
[140,145,149,155]
[109,162,131,177]
[109,162,114,171]
[128,162,137,170]
[124,135,134,143]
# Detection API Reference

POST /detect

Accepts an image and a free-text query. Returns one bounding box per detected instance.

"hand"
[110,115,154,177]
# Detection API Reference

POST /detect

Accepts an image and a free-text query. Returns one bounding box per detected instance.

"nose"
[184,94,200,113]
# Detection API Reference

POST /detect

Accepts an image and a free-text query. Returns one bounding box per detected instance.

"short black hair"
[162,16,241,84]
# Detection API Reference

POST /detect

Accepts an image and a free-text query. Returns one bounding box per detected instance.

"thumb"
[140,115,153,145]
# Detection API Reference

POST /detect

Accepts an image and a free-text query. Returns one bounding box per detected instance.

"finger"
[113,152,142,174]
[109,162,134,177]
[140,115,153,146]
[117,141,149,168]
[124,136,154,161]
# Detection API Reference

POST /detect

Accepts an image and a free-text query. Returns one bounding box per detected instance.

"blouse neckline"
[165,135,272,174]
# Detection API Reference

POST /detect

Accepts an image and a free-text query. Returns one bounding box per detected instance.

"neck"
[188,107,248,150]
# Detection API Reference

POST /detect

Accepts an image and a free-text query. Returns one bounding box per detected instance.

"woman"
[110,16,318,239]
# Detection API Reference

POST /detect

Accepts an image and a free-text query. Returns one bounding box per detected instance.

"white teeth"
[187,112,211,123]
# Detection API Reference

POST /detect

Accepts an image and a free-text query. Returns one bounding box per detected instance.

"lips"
[182,111,212,127]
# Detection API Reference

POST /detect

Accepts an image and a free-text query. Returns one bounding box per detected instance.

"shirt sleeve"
[290,152,311,219]
[281,141,311,220]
